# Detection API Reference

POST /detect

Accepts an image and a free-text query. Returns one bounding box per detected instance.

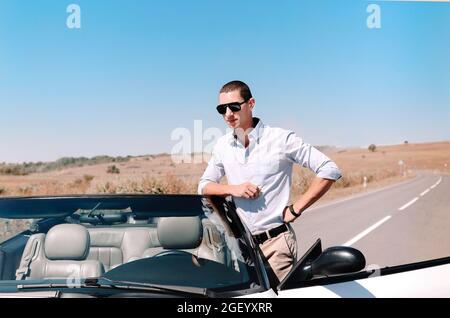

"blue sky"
[1,0,449,163]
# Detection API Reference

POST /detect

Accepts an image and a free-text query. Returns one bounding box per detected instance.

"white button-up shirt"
[198,118,342,234]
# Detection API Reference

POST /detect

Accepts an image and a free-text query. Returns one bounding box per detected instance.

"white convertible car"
[0,195,448,298]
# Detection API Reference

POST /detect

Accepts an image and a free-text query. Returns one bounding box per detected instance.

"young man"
[198,80,342,281]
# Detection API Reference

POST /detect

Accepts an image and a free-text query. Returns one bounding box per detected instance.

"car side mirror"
[278,240,367,291]
[304,246,366,278]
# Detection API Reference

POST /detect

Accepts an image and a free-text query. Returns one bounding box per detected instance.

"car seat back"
[16,224,104,280]
[142,217,226,264]
[86,227,160,270]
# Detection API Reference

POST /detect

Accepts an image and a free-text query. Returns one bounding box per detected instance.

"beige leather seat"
[16,224,104,280]
[142,217,226,264]
[86,227,160,270]
[83,218,226,271]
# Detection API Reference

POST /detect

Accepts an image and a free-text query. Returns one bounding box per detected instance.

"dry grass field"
[0,141,449,203]
[0,141,448,242]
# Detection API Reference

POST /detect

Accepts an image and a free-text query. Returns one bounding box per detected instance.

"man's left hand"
[283,177,335,223]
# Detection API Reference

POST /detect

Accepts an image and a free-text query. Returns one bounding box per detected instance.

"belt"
[253,223,289,245]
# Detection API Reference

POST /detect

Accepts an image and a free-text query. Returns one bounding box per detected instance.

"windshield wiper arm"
[17,278,214,297]
[89,278,214,297]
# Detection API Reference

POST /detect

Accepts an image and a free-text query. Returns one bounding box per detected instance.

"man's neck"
[234,117,258,148]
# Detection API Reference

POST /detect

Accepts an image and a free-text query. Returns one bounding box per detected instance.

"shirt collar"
[248,117,263,142]
[228,117,264,145]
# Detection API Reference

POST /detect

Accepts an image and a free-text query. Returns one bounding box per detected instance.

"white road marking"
[430,177,442,189]
[420,189,430,196]
[306,175,421,212]
[398,197,419,211]
[343,215,392,247]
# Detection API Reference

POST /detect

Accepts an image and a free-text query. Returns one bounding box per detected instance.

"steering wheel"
[153,250,193,258]
[153,250,205,267]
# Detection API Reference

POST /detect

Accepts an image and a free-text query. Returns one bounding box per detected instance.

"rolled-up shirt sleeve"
[198,149,225,195]
[285,132,342,181]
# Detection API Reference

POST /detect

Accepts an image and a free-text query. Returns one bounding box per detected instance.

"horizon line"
[1,139,449,165]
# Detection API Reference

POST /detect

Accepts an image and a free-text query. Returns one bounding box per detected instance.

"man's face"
[218,90,254,129]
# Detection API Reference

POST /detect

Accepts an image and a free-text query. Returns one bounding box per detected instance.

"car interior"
[1,214,231,281]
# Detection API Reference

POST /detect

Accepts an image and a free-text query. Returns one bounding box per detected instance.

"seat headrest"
[157,217,202,249]
[45,224,90,260]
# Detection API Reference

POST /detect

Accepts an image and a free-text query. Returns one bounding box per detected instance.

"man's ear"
[249,98,256,110]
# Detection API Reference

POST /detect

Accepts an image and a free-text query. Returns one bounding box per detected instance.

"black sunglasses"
[216,100,248,115]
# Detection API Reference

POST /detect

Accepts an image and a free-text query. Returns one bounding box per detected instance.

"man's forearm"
[202,182,234,197]
[293,177,334,214]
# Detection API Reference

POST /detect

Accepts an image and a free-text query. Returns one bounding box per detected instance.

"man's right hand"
[230,182,261,199]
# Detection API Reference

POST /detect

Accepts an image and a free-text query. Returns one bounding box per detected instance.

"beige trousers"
[259,224,298,282]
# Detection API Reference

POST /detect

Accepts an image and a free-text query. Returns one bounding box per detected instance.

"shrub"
[95,174,196,195]
[18,186,33,196]
[107,165,120,174]
[96,182,117,194]
[368,144,377,152]
[68,175,93,192]
[83,174,94,182]
[0,165,29,176]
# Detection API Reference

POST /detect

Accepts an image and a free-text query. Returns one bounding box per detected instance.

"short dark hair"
[220,80,252,101]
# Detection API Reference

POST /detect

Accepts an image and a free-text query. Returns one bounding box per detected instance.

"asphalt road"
[291,172,450,268]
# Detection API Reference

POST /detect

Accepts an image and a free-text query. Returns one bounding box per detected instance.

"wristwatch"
[288,204,301,218]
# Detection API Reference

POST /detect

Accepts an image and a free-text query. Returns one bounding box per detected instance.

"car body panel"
[279,262,450,298]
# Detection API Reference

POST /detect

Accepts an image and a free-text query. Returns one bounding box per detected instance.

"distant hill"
[0,155,132,176]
